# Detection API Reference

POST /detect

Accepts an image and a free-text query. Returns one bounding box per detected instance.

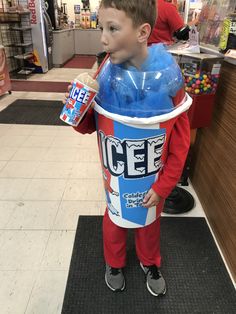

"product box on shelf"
[0,45,11,96]
[0,12,20,22]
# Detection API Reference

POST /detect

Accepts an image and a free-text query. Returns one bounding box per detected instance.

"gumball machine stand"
[187,93,216,129]
[163,52,223,214]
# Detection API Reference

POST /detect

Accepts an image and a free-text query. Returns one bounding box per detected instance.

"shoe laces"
[146,265,161,280]
[110,267,121,276]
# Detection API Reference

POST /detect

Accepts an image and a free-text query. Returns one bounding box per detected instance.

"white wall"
[62,0,100,21]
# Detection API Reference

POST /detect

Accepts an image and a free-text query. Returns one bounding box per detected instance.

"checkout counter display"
[174,53,223,128]
[0,46,11,96]
[198,0,235,52]
[80,10,91,29]
[219,12,236,53]
[80,10,97,29]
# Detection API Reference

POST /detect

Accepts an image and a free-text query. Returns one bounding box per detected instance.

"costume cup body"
[95,45,192,228]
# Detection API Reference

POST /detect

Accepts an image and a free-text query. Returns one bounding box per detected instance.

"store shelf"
[14,53,33,60]
[2,43,14,47]
[11,26,32,31]
[0,12,20,23]
[17,67,34,75]
[13,42,33,47]
[4,42,33,48]
[0,4,34,78]
[0,10,30,23]
[200,45,223,57]
[18,11,31,15]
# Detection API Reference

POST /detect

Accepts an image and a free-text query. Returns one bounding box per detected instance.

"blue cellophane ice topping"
[95,44,184,118]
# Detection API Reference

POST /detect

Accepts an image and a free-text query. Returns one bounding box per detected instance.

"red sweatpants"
[103,208,161,268]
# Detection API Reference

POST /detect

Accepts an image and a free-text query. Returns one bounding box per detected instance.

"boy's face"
[98,7,145,67]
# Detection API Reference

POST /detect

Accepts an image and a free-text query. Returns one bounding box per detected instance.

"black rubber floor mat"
[62,216,236,314]
[0,99,68,126]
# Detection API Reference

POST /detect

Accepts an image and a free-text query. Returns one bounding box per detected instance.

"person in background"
[148,0,195,45]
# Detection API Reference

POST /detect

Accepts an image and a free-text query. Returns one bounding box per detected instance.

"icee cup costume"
[74,44,192,228]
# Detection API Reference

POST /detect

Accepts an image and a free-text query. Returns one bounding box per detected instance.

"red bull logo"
[29,0,37,24]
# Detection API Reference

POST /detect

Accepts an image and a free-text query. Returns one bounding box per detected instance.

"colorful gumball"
[181,62,220,95]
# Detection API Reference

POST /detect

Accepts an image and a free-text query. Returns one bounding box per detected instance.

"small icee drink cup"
[60,55,109,126]
[60,79,98,127]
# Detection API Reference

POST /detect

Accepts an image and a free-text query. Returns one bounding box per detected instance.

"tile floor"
[0,68,235,313]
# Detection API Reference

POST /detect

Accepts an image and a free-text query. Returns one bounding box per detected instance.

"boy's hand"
[111,191,119,196]
[62,81,73,104]
[142,188,161,208]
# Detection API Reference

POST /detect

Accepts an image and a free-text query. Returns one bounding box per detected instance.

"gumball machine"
[179,53,223,128]
[163,52,223,214]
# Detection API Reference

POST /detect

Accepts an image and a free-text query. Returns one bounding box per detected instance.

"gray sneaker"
[105,264,125,292]
[140,263,166,296]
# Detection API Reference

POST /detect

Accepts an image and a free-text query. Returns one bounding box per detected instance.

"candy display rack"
[0,0,34,78]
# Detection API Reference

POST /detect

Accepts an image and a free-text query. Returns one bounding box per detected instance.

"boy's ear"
[137,23,152,43]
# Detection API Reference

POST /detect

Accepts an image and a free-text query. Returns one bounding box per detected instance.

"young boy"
[70,0,190,297]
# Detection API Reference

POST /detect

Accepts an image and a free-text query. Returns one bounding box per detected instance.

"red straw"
[93,53,109,79]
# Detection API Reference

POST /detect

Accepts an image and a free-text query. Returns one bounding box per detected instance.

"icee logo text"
[70,85,91,104]
[99,131,166,179]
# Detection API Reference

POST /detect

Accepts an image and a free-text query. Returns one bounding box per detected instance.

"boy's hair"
[99,0,157,30]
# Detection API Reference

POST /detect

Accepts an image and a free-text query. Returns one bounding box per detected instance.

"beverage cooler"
[0,45,11,96]
[27,0,53,72]
[46,0,60,30]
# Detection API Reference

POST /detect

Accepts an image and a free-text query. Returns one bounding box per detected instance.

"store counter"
[190,60,236,281]
[52,28,103,67]
[52,29,75,67]
[74,29,103,55]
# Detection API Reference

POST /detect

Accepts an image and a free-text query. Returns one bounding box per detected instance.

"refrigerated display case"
[26,0,53,73]
[179,0,235,52]
[196,0,235,52]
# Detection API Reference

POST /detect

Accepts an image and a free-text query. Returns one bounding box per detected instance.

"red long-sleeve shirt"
[74,93,190,199]
[148,0,184,45]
